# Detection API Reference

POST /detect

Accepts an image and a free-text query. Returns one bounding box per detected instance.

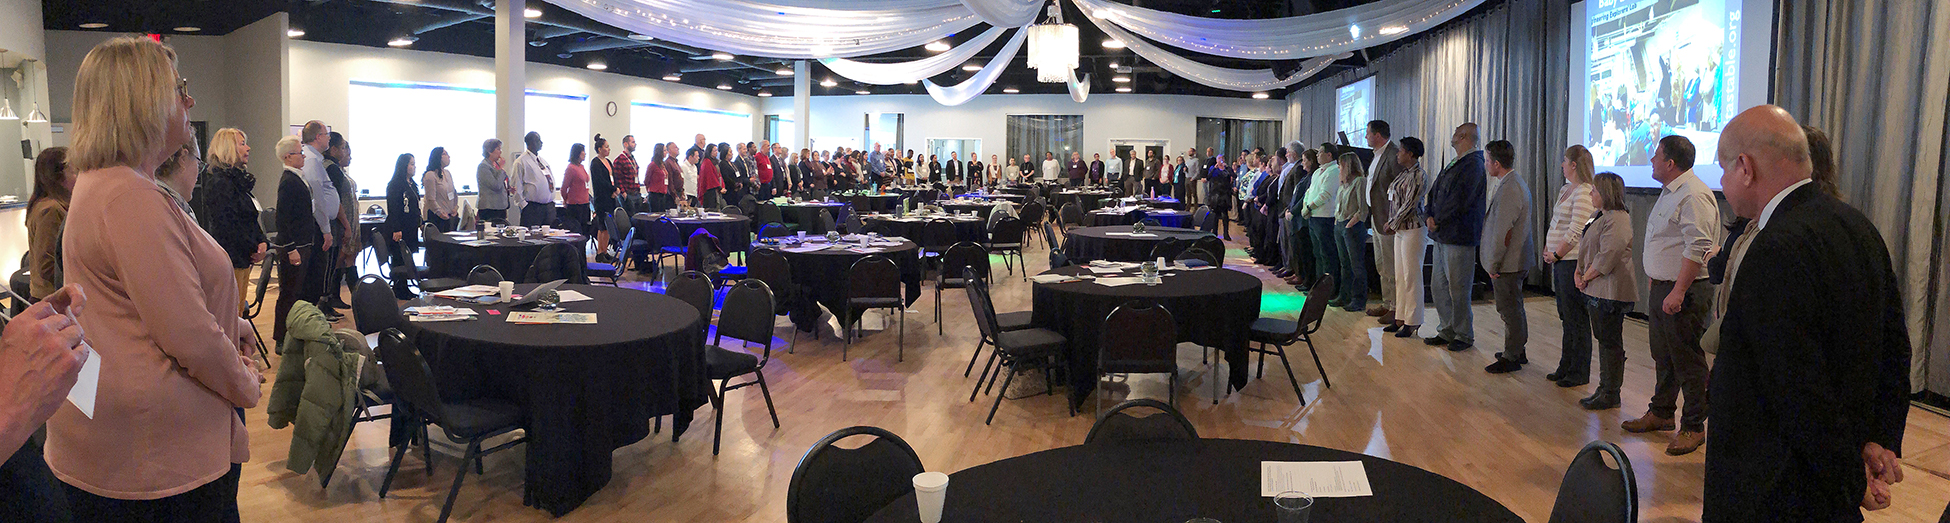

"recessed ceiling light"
[1378,26,1408,36]
[286,28,305,38]
[387,36,417,47]
[961,64,981,72]
[711,52,734,61]
[663,74,682,81]
[1108,61,1118,68]
[1251,92,1269,99]
[820,79,838,87]
[627,33,654,41]
[1114,86,1132,93]
[79,22,109,29]
[717,83,733,90]
[586,62,607,70]
[757,91,773,97]
[524,8,543,18]
[925,41,950,52]
[775,67,793,75]
[1102,39,1125,49]
[1112,76,1131,83]
[856,89,870,95]
[174,26,201,32]
[1002,87,1019,94]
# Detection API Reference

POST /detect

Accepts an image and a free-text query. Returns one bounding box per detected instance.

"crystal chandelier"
[1026,4,1077,84]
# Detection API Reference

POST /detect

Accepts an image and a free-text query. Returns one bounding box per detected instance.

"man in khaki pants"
[1362,120,1406,323]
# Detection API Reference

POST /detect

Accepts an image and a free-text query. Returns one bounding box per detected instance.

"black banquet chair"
[1176,248,1221,268]
[586,226,634,286]
[464,264,503,286]
[704,279,782,456]
[933,241,989,334]
[1149,237,1189,261]
[351,275,405,337]
[786,426,925,523]
[1546,441,1638,523]
[1190,236,1226,264]
[1083,398,1199,445]
[843,256,905,361]
[375,329,527,523]
[986,216,1027,280]
[746,247,803,351]
[667,270,716,328]
[966,270,1071,424]
[1096,301,1180,413]
[1058,202,1083,230]
[1247,274,1336,405]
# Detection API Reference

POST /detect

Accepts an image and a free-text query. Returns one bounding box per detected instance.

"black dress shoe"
[1579,394,1619,410]
[1423,335,1450,346]
[1555,378,1590,388]
[1393,326,1418,338]
[1484,358,1523,374]
[1545,371,1566,382]
[1382,323,1402,333]
[1446,341,1473,352]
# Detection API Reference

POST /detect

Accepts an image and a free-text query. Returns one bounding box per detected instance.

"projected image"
[1585,0,1739,185]
[1336,77,1375,144]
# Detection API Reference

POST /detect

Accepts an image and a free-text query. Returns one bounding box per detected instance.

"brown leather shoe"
[1375,311,1396,325]
[1666,430,1706,455]
[1620,413,1676,433]
[1365,305,1390,317]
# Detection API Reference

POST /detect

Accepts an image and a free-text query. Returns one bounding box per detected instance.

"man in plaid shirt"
[613,135,644,213]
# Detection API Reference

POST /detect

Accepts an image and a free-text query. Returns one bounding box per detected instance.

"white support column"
[794,60,811,152]
[495,0,527,222]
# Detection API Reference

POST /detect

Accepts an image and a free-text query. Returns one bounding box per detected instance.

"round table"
[843,193,905,213]
[422,231,585,283]
[1089,209,1193,228]
[861,215,989,245]
[1064,226,1215,263]
[778,202,850,233]
[631,214,753,252]
[1132,196,1186,210]
[402,284,711,516]
[998,185,1038,198]
[1032,265,1259,407]
[939,201,1007,219]
[779,239,924,331]
[863,439,1521,523]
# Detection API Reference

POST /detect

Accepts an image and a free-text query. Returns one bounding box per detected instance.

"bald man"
[1703,105,1910,521]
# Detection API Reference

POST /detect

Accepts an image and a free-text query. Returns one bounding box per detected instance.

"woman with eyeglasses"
[52,37,264,521]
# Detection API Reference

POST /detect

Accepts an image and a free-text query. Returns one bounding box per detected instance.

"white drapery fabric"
[544,0,981,58]
[960,0,1044,28]
[1073,0,1484,60]
[1066,69,1091,102]
[923,27,1029,106]
[1087,14,1349,91]
[820,25,1011,85]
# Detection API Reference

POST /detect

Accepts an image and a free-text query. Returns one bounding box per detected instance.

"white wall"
[225,14,289,205]
[289,39,763,174]
[45,31,233,128]
[761,93,1286,161]
[0,0,43,62]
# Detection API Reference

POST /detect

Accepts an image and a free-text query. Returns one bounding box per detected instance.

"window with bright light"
[345,80,588,196]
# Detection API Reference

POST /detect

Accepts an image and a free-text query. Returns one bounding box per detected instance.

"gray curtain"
[1196,117,1285,158]
[1288,0,1571,288]
[1775,0,1950,396]
[1005,115,1084,164]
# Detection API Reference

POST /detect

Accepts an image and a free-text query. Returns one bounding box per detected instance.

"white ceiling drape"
[545,0,983,58]
[1086,14,1350,91]
[959,0,1045,28]
[1066,69,1091,102]
[1072,0,1484,60]
[922,27,1029,105]
[820,25,1012,85]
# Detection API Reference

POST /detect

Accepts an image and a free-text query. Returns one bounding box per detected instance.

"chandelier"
[1025,4,1077,84]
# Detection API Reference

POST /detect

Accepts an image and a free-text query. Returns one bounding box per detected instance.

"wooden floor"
[238,235,1950,522]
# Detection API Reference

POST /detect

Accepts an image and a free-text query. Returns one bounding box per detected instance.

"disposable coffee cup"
[499,281,514,301]
[912,472,949,523]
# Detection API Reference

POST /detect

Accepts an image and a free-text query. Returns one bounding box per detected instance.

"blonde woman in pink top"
[48,36,263,520]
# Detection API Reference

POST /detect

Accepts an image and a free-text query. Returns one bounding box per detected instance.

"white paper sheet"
[1102,232,1159,238]
[67,347,100,419]
[1092,277,1151,287]
[555,290,593,303]
[1260,461,1374,498]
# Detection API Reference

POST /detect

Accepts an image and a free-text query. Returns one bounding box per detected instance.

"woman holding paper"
[48,36,263,520]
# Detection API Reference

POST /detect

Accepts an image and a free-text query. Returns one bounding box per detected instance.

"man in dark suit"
[1423,123,1487,351]
[1704,105,1910,522]
[273,136,324,342]
[945,152,963,188]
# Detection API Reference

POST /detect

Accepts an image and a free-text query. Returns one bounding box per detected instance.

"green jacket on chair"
[267,301,362,487]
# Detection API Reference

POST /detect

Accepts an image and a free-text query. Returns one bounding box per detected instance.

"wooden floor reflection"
[238,237,1950,522]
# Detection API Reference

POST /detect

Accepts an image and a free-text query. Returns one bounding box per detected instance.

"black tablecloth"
[423,232,585,283]
[1088,210,1193,228]
[670,215,752,252]
[1064,226,1215,263]
[778,203,850,233]
[402,284,710,516]
[1032,265,1259,407]
[1134,197,1186,210]
[845,194,904,213]
[956,193,1026,204]
[862,216,989,245]
[781,241,924,331]
[998,186,1037,198]
[1054,190,1117,211]
[940,202,1003,219]
[894,187,941,204]
[863,439,1521,523]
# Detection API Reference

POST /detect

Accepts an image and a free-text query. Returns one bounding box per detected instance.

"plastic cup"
[499,281,514,302]
[1274,491,1314,523]
[913,472,949,523]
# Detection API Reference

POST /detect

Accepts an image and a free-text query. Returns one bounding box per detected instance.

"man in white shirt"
[1040,152,1061,184]
[514,131,556,227]
[1621,134,1719,457]
[299,121,337,251]
[1105,151,1123,187]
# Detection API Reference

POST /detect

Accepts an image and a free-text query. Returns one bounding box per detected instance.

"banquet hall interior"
[4,0,1950,521]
